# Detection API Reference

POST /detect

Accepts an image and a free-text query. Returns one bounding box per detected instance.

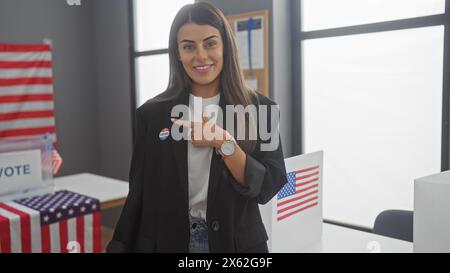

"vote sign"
[0,150,43,196]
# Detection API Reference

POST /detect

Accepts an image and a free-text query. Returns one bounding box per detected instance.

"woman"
[107,2,287,253]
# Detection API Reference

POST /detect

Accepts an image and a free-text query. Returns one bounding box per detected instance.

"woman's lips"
[193,64,213,73]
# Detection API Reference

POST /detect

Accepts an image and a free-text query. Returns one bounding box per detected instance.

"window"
[135,54,170,106]
[132,0,193,107]
[295,0,448,229]
[301,0,445,31]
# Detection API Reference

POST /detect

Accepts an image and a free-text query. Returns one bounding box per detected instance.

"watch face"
[221,141,235,156]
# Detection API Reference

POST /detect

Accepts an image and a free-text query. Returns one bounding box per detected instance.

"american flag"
[51,148,63,175]
[277,166,320,221]
[0,190,101,253]
[0,43,63,175]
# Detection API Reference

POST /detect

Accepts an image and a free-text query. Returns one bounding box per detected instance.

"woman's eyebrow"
[179,35,219,43]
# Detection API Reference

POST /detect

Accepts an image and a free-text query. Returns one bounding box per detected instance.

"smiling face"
[177,23,224,93]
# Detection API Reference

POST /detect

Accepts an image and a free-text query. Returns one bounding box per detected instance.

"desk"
[301,223,413,253]
[53,174,412,253]
[54,173,129,209]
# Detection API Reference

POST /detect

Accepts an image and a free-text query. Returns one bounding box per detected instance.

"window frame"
[128,0,172,142]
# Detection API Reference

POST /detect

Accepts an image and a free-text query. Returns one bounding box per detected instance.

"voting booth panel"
[0,135,54,201]
[260,151,323,252]
[414,170,450,253]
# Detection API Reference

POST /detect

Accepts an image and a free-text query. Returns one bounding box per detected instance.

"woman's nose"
[196,47,208,61]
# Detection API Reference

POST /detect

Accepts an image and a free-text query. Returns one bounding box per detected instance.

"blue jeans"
[188,214,209,253]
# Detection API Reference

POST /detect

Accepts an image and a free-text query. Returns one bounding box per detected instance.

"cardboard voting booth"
[0,136,102,253]
[0,135,54,201]
[414,170,450,253]
[259,151,323,252]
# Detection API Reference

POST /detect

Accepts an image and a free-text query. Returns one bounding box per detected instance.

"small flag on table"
[51,148,63,175]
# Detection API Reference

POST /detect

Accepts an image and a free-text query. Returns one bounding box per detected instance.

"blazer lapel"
[170,90,190,206]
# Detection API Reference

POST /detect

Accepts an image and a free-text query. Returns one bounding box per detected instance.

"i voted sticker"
[159,128,170,141]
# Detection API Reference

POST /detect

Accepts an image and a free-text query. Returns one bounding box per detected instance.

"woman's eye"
[205,41,217,48]
[183,44,194,50]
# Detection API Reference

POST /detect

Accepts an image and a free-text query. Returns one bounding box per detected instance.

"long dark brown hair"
[150,2,257,153]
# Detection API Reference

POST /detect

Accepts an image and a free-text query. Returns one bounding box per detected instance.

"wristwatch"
[216,137,236,157]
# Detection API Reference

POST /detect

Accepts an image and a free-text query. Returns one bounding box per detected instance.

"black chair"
[373,210,413,242]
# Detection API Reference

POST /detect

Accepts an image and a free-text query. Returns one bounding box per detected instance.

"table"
[300,223,413,253]
[53,173,413,253]
[54,173,129,209]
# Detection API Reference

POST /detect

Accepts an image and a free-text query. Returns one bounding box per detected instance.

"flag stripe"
[0,214,12,253]
[49,222,60,253]
[1,133,57,145]
[67,218,77,252]
[0,101,53,113]
[0,203,31,253]
[296,171,320,181]
[295,166,319,174]
[76,216,85,253]
[93,212,102,253]
[41,225,51,253]
[84,214,93,253]
[0,77,53,86]
[296,177,319,187]
[277,202,319,221]
[0,52,52,62]
[0,110,54,121]
[0,61,52,69]
[59,220,68,253]
[0,68,52,79]
[0,84,52,95]
[0,94,53,103]
[0,126,55,138]
[0,44,51,52]
[0,117,55,130]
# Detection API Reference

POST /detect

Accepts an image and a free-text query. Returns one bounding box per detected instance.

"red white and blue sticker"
[159,128,170,141]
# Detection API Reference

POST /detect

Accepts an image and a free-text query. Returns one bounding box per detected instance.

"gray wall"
[0,0,101,176]
[0,0,133,228]
[0,0,133,181]
[93,0,133,181]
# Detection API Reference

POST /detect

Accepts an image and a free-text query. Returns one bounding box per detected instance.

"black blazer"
[106,90,288,253]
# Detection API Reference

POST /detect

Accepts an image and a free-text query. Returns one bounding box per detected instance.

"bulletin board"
[226,10,270,97]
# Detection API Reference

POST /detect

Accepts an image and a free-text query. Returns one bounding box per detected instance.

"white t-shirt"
[188,92,221,220]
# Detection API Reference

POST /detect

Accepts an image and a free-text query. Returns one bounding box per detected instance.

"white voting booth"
[414,170,450,253]
[0,135,54,201]
[259,151,323,252]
